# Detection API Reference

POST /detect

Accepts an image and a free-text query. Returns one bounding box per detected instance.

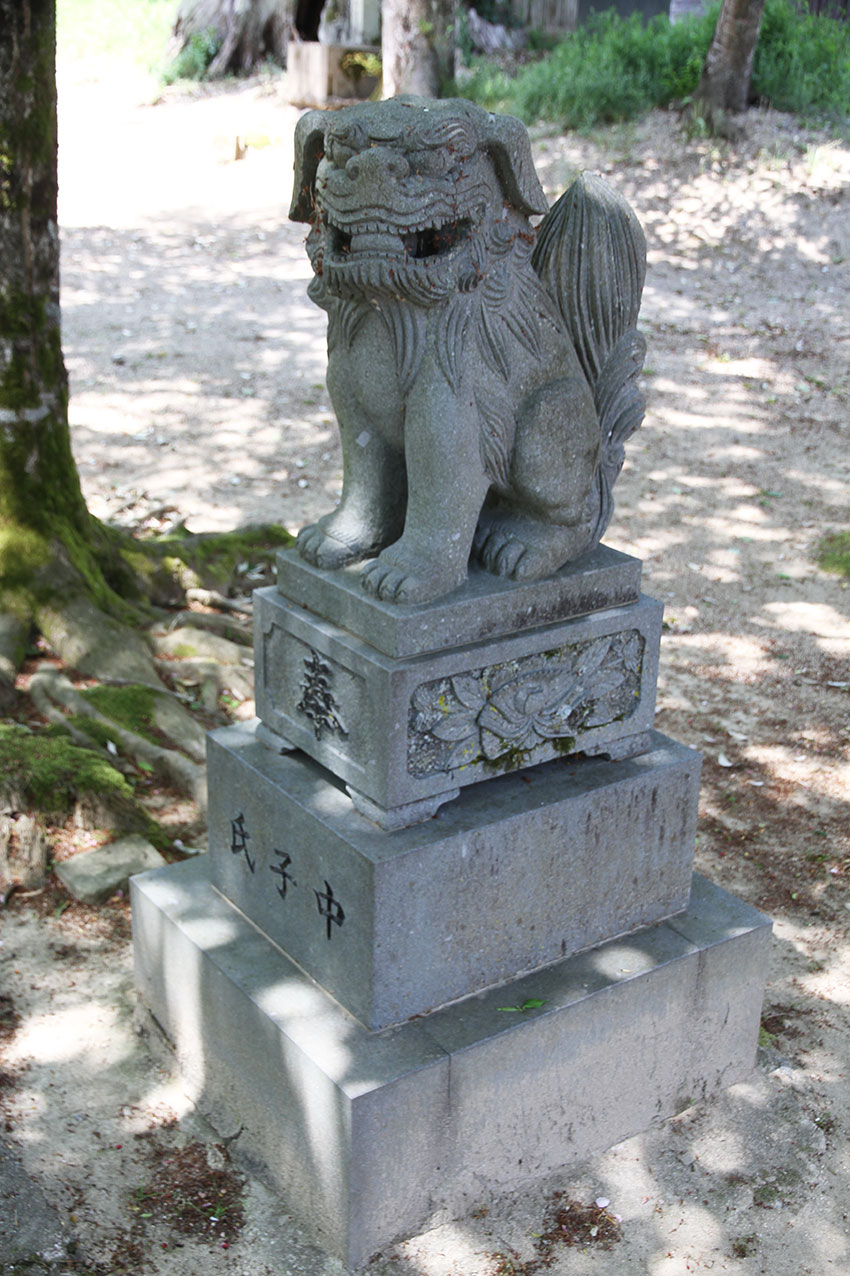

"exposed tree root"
[0,615,28,710]
[30,669,207,810]
[0,523,289,894]
[164,608,253,644]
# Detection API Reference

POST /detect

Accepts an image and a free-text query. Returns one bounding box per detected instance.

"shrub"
[461,7,718,129]
[459,0,850,131]
[163,26,222,84]
[754,0,850,122]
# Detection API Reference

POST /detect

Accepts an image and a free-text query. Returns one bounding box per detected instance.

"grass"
[815,531,850,578]
[458,0,850,132]
[754,0,850,122]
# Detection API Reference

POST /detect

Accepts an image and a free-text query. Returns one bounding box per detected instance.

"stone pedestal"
[257,548,661,827]
[132,546,771,1267]
[133,861,770,1269]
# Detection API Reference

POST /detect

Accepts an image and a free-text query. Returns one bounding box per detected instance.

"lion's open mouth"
[330,217,471,263]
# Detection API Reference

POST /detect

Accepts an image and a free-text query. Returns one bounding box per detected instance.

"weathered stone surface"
[254,586,662,823]
[289,97,646,605]
[56,835,165,904]
[132,858,771,1269]
[0,813,47,890]
[276,543,642,658]
[206,722,700,1028]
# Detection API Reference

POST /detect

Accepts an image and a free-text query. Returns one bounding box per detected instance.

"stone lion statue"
[289,97,646,606]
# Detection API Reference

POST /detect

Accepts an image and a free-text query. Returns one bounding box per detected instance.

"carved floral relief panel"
[408,630,644,777]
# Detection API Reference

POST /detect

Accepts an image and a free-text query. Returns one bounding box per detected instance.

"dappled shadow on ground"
[62,211,338,535]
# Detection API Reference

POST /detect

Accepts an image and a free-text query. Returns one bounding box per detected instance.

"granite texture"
[206,722,701,1029]
[132,859,771,1269]
[254,587,662,824]
[275,544,642,658]
[55,836,165,904]
[289,98,646,605]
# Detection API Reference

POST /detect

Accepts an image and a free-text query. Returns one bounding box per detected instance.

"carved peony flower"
[409,631,643,774]
[478,663,582,760]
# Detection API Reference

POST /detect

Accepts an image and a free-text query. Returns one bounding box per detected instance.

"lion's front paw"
[296,522,360,570]
[361,547,465,605]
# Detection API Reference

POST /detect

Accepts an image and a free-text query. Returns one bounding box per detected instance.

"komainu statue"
[290,97,646,605]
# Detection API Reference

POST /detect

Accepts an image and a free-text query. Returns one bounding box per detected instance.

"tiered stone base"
[131,546,771,1267]
[205,723,702,1029]
[132,859,770,1269]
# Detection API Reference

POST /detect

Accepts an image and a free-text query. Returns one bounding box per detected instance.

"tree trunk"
[694,0,766,128]
[382,0,455,98]
[172,0,296,76]
[0,0,153,694]
[0,0,90,560]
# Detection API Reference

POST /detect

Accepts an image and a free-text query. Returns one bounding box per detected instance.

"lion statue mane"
[289,96,647,606]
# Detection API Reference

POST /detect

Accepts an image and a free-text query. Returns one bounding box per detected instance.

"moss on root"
[0,722,166,845]
[79,684,159,737]
[146,522,294,589]
[0,722,134,813]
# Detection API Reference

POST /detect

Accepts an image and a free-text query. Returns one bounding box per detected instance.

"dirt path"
[2,70,849,1274]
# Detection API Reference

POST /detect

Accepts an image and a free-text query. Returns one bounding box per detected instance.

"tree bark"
[694,0,766,126]
[172,0,296,76]
[382,0,455,99]
[0,0,91,555]
[0,0,151,692]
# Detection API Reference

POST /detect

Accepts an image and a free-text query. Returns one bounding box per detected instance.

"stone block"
[207,723,701,1029]
[56,835,165,904]
[132,859,771,1270]
[254,586,662,823]
[276,545,643,659]
[286,42,380,106]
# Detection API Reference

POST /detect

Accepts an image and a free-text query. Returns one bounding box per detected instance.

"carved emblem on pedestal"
[297,649,348,740]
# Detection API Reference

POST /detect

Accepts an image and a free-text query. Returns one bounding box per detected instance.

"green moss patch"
[816,531,850,580]
[0,723,135,814]
[0,526,51,588]
[147,523,293,589]
[80,684,159,738]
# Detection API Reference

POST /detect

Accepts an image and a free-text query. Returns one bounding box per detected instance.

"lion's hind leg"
[474,509,592,581]
[474,375,599,582]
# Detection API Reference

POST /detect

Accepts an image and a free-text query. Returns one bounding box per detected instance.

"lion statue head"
[290,96,549,307]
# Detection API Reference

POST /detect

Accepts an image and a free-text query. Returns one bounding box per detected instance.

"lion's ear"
[289,109,328,222]
[483,113,549,217]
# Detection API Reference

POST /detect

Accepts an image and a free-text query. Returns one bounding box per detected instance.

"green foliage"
[815,530,850,578]
[163,27,223,85]
[462,7,718,129]
[0,723,134,813]
[459,0,850,130]
[339,50,383,82]
[753,0,850,123]
[455,61,517,112]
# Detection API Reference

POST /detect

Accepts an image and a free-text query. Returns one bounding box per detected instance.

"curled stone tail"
[532,171,648,549]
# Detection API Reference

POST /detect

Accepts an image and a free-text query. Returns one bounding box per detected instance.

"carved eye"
[406,148,449,178]
[326,135,357,168]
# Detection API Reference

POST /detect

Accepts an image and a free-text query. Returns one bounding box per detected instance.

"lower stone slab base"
[131,859,770,1270]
